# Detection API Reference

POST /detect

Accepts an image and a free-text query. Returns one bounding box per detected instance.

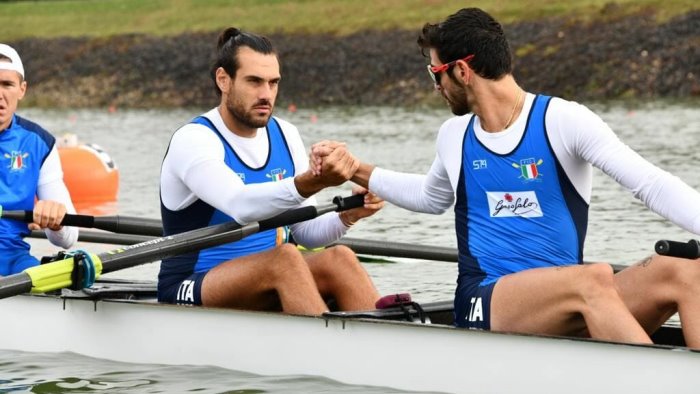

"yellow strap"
[24,254,103,293]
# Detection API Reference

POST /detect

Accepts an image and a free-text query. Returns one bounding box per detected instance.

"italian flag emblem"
[266,168,287,182]
[5,151,29,171]
[512,158,543,180]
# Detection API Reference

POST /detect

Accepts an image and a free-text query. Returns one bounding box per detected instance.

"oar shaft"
[97,195,363,274]
[334,237,458,262]
[100,221,257,273]
[0,273,32,299]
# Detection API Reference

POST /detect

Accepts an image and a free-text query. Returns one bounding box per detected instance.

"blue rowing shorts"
[454,277,497,330]
[0,250,39,276]
[157,271,206,306]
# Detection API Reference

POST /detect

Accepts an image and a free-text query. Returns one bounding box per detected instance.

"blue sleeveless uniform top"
[455,95,588,286]
[159,116,295,286]
[0,115,55,252]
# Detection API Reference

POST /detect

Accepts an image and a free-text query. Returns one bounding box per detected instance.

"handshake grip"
[655,239,700,259]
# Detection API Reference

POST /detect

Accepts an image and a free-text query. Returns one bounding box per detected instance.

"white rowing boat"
[3,199,699,393]
[0,279,695,394]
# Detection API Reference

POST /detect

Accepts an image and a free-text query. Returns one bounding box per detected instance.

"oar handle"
[655,239,700,259]
[1,210,162,236]
[1,210,96,227]
[257,194,365,231]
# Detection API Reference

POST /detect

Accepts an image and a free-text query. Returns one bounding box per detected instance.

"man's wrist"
[294,171,325,198]
[339,211,356,227]
[351,162,374,188]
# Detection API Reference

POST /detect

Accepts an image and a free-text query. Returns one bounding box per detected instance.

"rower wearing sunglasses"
[311,8,700,347]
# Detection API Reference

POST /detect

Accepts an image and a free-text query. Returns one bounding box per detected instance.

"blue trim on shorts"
[454,277,497,329]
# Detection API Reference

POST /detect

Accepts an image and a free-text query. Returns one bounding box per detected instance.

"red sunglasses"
[427,54,475,86]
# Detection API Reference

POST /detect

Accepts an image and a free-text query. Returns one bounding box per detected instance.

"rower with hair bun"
[158,27,384,314]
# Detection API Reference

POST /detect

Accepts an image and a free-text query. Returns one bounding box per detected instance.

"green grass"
[1,0,698,41]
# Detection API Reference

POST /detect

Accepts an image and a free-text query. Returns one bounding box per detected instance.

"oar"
[0,208,163,236]
[0,195,364,299]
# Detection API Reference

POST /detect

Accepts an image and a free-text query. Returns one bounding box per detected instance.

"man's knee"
[326,245,358,263]
[275,243,304,259]
[580,263,616,294]
[269,244,312,275]
[652,254,700,289]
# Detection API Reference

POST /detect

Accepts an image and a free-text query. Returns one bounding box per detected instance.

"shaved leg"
[305,245,379,311]
[615,255,700,348]
[201,243,327,315]
[491,263,651,344]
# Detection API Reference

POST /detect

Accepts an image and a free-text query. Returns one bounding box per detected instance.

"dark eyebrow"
[244,74,281,84]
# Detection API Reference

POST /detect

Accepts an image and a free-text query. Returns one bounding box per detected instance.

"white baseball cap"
[0,44,25,79]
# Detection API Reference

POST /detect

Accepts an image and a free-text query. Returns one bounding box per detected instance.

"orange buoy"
[58,137,119,206]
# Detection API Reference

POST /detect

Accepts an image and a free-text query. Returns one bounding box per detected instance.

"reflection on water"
[16,100,700,392]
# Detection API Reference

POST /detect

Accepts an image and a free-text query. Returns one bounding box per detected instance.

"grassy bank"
[2,0,698,40]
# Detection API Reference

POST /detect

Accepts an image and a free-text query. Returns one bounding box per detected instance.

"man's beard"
[443,81,470,116]
[225,95,273,129]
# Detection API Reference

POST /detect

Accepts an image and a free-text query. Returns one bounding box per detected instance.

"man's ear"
[17,80,27,101]
[454,60,471,86]
[215,67,230,94]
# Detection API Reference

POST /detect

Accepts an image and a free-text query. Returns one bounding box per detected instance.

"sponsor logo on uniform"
[176,280,195,304]
[4,151,29,172]
[467,297,484,322]
[472,159,487,170]
[266,168,286,182]
[236,172,246,181]
[511,158,543,181]
[486,191,543,217]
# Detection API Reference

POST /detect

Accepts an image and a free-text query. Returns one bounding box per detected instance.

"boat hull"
[1,293,698,393]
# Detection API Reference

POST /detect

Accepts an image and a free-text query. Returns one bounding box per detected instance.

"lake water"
[9,99,700,393]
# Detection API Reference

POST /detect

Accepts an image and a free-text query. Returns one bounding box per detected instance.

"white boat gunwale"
[2,284,698,393]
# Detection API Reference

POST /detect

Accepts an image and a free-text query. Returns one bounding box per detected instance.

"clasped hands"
[310,140,383,223]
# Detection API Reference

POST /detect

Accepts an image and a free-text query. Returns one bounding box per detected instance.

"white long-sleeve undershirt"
[369,93,700,236]
[160,108,348,248]
[37,146,78,249]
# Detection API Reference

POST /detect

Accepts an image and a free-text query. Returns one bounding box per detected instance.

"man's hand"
[310,139,374,189]
[295,141,359,197]
[28,200,67,231]
[316,143,359,186]
[339,186,385,227]
[310,140,347,176]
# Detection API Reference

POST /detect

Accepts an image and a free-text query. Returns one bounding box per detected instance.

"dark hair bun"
[217,27,241,49]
